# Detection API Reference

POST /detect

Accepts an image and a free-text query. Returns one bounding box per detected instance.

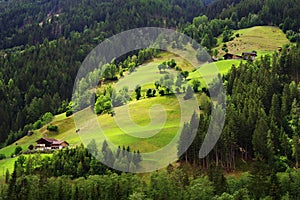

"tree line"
[2,149,300,199]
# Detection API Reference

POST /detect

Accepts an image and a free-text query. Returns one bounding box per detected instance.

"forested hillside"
[1,0,300,199]
[0,0,206,49]
[0,0,207,146]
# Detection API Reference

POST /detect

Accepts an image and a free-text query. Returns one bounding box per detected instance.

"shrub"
[15,146,22,155]
[47,124,58,132]
[0,154,6,160]
[66,109,73,117]
[159,90,165,96]
[33,120,43,130]
[146,89,152,98]
[41,112,53,124]
[28,144,34,150]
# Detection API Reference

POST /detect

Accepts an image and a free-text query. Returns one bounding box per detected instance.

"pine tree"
[5,169,9,184]
[269,172,281,200]
[184,85,194,100]
[207,164,227,195]
[252,109,269,159]
[178,123,191,163]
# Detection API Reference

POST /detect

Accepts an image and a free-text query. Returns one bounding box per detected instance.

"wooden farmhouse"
[223,53,243,60]
[242,52,257,61]
[35,138,69,150]
[223,51,257,61]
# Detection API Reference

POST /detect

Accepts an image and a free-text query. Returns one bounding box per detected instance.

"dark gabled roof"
[242,52,257,56]
[36,138,69,146]
[36,138,58,143]
[223,53,234,56]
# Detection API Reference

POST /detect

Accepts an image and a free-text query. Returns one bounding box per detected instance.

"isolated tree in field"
[167,59,176,68]
[184,85,194,100]
[135,85,141,100]
[28,144,34,150]
[181,71,189,79]
[152,89,156,97]
[192,79,201,92]
[158,63,167,72]
[159,89,165,96]
[14,146,22,155]
[146,89,152,98]
[154,81,160,89]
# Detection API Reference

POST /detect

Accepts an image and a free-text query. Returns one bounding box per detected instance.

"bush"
[0,154,6,160]
[33,119,43,130]
[180,71,189,79]
[15,146,22,155]
[41,112,53,124]
[146,89,152,98]
[47,124,58,132]
[28,144,34,150]
[159,90,165,96]
[66,109,73,117]
[175,66,182,71]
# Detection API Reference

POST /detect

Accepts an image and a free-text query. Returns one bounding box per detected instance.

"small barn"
[242,52,257,61]
[223,53,243,60]
[35,138,69,150]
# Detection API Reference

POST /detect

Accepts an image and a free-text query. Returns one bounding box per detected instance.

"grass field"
[115,56,179,92]
[188,59,243,85]
[215,26,289,57]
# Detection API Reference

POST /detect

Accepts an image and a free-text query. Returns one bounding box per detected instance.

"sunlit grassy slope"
[189,26,289,85]
[215,26,289,56]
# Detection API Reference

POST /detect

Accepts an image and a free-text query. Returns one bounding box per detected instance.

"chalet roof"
[223,53,234,56]
[242,52,257,56]
[52,140,69,145]
[36,138,68,145]
[36,138,58,143]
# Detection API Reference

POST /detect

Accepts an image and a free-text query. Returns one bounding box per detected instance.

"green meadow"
[215,26,289,57]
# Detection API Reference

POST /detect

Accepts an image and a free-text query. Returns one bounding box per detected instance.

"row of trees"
[3,155,300,199]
